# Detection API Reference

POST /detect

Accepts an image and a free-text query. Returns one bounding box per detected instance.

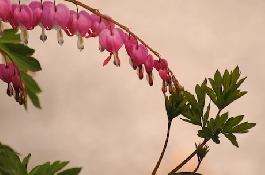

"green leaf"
[224,133,239,147]
[20,72,41,93]
[202,103,210,127]
[0,43,41,72]
[0,149,27,175]
[20,71,41,108]
[223,115,244,132]
[230,122,256,133]
[165,89,189,121]
[29,161,68,175]
[57,168,82,175]
[198,128,212,139]
[0,29,20,43]
[22,154,31,169]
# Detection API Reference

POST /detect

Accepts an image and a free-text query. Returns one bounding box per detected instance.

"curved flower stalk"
[0,0,183,96]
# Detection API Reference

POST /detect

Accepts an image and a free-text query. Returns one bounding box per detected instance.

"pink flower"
[125,43,148,79]
[144,54,154,86]
[41,1,70,45]
[0,63,15,83]
[0,0,12,36]
[10,3,33,45]
[99,28,125,66]
[65,10,92,51]
[90,14,115,37]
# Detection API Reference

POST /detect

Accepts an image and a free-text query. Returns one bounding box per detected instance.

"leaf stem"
[152,120,172,175]
[168,138,209,175]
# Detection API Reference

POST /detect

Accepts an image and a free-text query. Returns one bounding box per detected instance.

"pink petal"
[17,4,33,29]
[77,10,92,36]
[144,54,154,73]
[65,10,78,36]
[0,0,12,22]
[29,1,43,28]
[159,69,168,80]
[99,28,124,53]
[54,3,70,30]
[103,55,112,66]
[41,1,55,30]
[126,44,147,66]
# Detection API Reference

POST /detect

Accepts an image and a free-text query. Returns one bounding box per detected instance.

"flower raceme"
[0,63,26,105]
[0,0,179,93]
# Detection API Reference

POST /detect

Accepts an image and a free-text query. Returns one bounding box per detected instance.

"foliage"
[0,29,41,109]
[0,143,82,175]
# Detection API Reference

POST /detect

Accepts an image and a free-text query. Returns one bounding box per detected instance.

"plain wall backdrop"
[1,0,265,175]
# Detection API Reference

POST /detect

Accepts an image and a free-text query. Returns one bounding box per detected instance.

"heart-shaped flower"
[65,10,92,51]
[41,1,70,45]
[0,0,12,36]
[10,3,33,45]
[99,28,125,66]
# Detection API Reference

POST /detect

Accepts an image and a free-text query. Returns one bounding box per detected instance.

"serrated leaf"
[231,122,256,133]
[57,168,82,175]
[46,161,69,174]
[224,133,239,147]
[223,115,244,132]
[214,112,229,132]
[0,149,27,175]
[29,162,50,175]
[202,103,210,127]
[20,72,41,93]
[205,87,216,104]
[0,43,41,72]
[22,153,31,169]
[198,128,212,138]
[0,29,20,43]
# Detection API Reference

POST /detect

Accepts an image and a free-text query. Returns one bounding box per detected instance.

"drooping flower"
[0,0,12,36]
[41,1,70,45]
[0,63,25,104]
[90,14,115,38]
[9,3,33,45]
[99,28,125,66]
[125,43,148,79]
[144,54,154,86]
[65,10,92,51]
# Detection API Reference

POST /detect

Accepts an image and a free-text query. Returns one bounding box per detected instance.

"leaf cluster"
[0,142,82,175]
[0,29,42,108]
[165,66,256,147]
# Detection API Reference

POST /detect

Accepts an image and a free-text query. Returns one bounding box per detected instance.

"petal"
[18,4,33,30]
[57,29,64,45]
[65,10,78,36]
[20,29,29,45]
[29,1,43,28]
[0,0,12,22]
[159,69,168,80]
[144,54,154,73]
[40,27,47,42]
[77,10,92,36]
[77,36,84,51]
[103,55,112,66]
[54,3,70,30]
[41,1,55,30]
[99,28,124,53]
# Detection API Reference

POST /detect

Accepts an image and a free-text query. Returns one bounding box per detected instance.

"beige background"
[1,0,264,174]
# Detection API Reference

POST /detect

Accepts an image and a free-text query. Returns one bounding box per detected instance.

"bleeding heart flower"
[99,28,125,66]
[65,10,92,51]
[41,1,70,45]
[144,54,154,86]
[0,0,12,36]
[90,14,115,37]
[10,3,33,45]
